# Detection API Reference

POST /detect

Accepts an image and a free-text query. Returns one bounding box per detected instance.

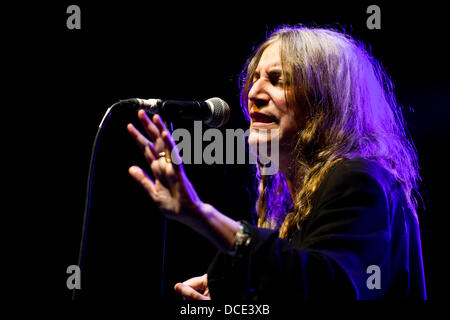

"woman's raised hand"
[127,110,204,225]
[128,109,240,256]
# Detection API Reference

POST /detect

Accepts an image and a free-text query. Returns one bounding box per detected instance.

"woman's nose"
[248,80,269,109]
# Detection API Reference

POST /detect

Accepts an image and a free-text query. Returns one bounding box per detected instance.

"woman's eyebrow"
[254,68,282,79]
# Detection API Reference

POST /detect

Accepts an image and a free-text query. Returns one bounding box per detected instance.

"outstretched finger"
[128,166,157,198]
[153,114,169,133]
[138,109,160,141]
[127,123,158,160]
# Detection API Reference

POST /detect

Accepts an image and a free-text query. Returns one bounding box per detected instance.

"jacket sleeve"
[207,160,397,300]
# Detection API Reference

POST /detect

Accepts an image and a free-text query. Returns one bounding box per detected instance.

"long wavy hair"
[240,25,421,240]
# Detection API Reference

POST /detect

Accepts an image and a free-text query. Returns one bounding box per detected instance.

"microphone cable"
[73,101,171,300]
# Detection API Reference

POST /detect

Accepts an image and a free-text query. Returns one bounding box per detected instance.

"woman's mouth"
[250,112,278,127]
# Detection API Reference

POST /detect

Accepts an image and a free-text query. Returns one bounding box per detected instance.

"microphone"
[118,97,231,128]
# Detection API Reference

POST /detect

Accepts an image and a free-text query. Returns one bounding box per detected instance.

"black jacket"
[207,158,427,300]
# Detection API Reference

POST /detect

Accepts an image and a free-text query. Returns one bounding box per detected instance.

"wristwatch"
[229,221,252,256]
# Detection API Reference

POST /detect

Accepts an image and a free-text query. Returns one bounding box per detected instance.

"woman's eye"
[270,76,283,85]
[268,70,284,86]
[252,72,260,83]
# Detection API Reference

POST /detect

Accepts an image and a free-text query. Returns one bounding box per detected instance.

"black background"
[11,0,450,312]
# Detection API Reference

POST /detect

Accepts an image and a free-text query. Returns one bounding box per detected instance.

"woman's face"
[247,41,302,169]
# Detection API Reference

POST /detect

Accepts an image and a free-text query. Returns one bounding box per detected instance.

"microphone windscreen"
[205,97,231,128]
